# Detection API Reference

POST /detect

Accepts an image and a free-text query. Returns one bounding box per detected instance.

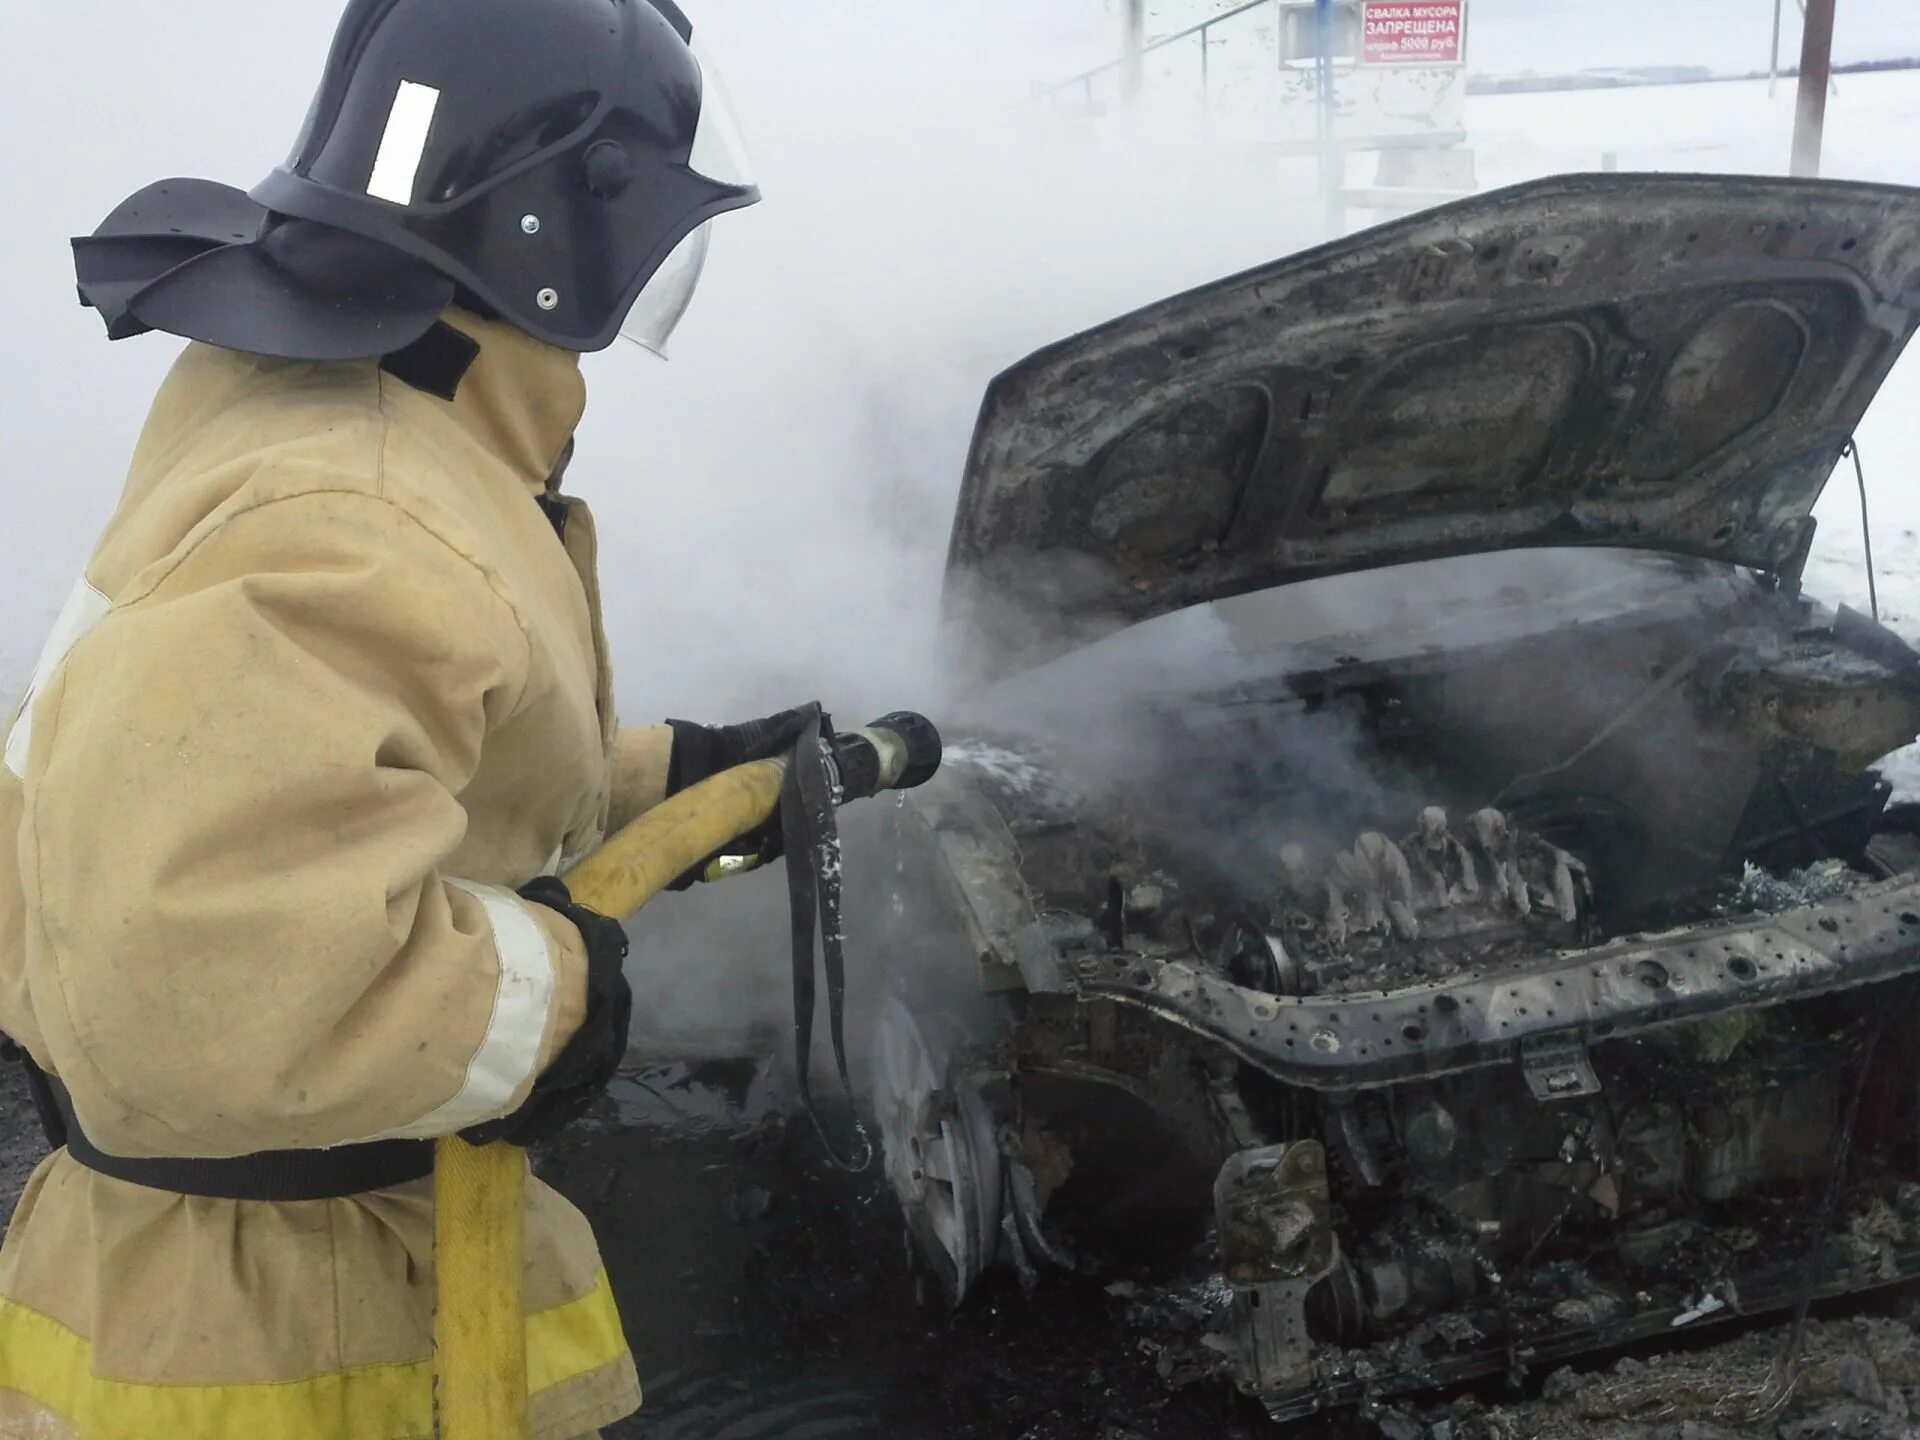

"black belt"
[42,1070,433,1202]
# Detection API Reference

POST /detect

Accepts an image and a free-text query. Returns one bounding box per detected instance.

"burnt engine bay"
[879,570,1920,1419]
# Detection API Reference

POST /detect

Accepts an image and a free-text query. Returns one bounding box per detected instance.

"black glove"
[664,708,818,887]
[665,708,813,795]
[460,877,632,1148]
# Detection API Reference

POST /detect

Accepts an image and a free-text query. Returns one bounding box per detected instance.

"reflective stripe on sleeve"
[5,580,112,779]
[364,880,558,1141]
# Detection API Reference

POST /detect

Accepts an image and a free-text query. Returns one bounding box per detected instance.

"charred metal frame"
[905,776,1920,1093]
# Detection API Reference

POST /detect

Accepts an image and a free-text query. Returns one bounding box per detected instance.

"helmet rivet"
[520,214,542,236]
[584,140,637,200]
[536,288,560,312]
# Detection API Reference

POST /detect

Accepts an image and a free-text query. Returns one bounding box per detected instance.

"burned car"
[867,174,1920,1418]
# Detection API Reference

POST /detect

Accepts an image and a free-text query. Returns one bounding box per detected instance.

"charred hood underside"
[945,174,1920,673]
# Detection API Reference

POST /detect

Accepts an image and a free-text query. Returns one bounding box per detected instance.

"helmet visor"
[616,40,751,358]
[620,220,712,357]
[689,37,755,188]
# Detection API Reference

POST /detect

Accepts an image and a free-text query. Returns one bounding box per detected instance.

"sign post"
[1316,0,1343,234]
[1791,0,1838,177]
[1122,0,1145,104]
[1769,0,1784,97]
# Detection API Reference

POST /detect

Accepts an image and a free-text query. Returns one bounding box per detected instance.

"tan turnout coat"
[0,311,674,1439]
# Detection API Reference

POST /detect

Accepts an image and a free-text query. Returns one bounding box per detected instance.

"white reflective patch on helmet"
[688,38,754,188]
[619,221,712,358]
[367,81,441,205]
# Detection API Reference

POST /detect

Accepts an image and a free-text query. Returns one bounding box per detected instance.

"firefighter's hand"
[459,878,632,1148]
[664,708,815,794]
[662,708,819,888]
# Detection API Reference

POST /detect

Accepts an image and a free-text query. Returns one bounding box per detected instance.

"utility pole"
[1315,0,1344,234]
[1790,0,1836,176]
[1768,0,1783,97]
[1123,0,1146,103]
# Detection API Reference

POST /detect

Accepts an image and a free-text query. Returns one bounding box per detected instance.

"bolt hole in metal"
[1402,1023,1426,1044]
[1902,911,1920,926]
[1728,956,1758,981]
[1634,959,1671,990]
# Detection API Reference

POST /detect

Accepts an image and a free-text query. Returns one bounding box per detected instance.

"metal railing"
[1042,0,1315,114]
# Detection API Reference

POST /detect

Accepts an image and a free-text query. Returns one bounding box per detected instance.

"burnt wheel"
[868,997,1003,1303]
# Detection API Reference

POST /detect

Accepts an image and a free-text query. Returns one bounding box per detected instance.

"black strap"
[783,706,872,1172]
[379,320,481,401]
[47,1078,432,1201]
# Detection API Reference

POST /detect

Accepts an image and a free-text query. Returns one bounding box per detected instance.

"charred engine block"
[1190,806,1598,999]
[1318,1015,1841,1336]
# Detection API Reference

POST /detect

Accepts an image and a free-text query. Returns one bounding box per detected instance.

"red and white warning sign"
[1360,0,1466,65]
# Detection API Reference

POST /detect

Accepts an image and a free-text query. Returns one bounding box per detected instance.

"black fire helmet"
[74,0,760,361]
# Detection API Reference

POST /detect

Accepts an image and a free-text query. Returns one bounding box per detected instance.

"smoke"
[579,1,1334,1057]
[586,0,1329,717]
[944,559,1432,904]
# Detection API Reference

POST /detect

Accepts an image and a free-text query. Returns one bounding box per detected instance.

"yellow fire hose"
[433,756,789,1440]
[430,708,941,1439]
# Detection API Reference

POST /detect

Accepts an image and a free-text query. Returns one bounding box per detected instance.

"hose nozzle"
[830,711,944,803]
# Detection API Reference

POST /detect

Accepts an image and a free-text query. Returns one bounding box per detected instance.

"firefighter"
[0,0,774,1434]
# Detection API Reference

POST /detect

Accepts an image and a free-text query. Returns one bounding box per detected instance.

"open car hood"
[945,173,1920,673]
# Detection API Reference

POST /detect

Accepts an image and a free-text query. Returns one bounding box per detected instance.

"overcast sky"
[1464,0,1912,73]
